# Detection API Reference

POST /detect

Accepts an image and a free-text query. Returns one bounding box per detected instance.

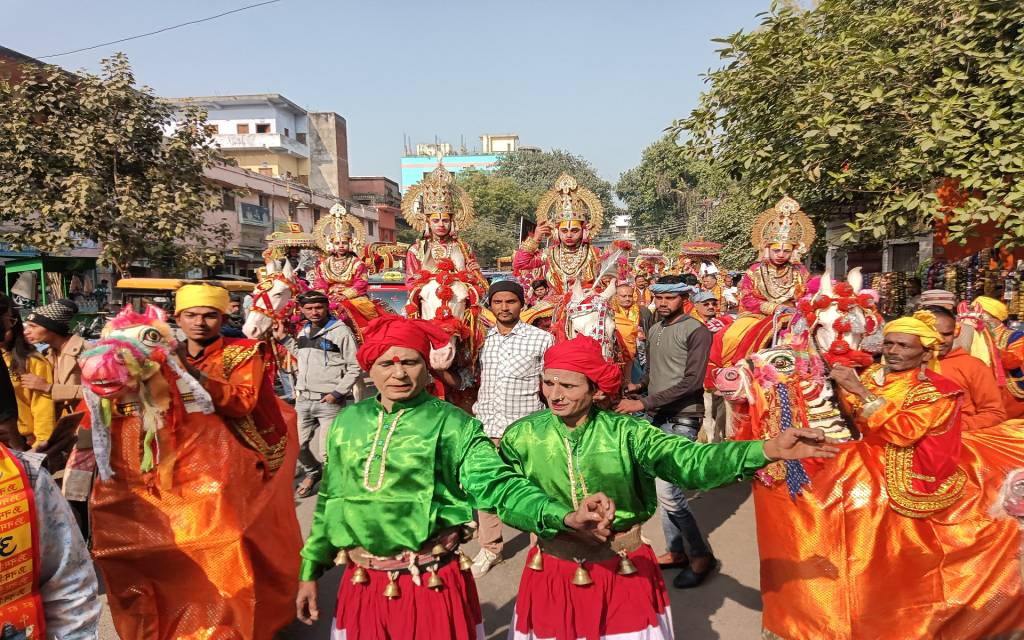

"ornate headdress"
[401,161,475,234]
[750,196,816,259]
[633,247,667,275]
[265,221,317,259]
[535,174,604,235]
[313,203,366,253]
[678,239,723,259]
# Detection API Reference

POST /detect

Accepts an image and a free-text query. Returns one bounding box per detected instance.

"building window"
[284,127,289,137]
[240,202,270,226]
[288,200,297,217]
[256,123,270,134]
[222,190,236,211]
[258,194,271,209]
[236,123,249,134]
[366,220,376,236]
[296,132,307,144]
[313,207,321,224]
[258,167,273,176]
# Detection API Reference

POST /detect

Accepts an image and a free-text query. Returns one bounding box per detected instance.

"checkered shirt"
[472,322,555,438]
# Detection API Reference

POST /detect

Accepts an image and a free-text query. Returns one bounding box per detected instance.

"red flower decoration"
[856,293,876,309]
[834,283,854,297]
[797,299,814,314]
[833,318,852,334]
[837,299,853,312]
[814,296,833,310]
[830,340,851,356]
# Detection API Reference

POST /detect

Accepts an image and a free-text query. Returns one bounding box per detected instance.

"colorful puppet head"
[80,305,173,398]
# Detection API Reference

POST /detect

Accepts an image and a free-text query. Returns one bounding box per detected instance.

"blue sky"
[5,0,769,185]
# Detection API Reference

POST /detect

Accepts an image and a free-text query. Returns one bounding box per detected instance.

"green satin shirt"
[500,409,769,532]
[299,392,572,581]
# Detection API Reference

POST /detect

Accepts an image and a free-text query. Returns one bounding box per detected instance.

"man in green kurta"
[501,335,838,640]
[295,316,613,640]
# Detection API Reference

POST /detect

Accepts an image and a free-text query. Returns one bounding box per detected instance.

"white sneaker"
[470,548,502,578]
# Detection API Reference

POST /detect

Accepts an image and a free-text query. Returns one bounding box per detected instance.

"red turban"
[356,315,453,371]
[543,335,622,395]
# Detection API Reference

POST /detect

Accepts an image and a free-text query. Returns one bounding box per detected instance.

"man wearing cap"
[501,335,836,640]
[470,280,554,577]
[923,305,1005,431]
[276,290,361,499]
[614,274,718,587]
[22,298,85,415]
[917,288,957,311]
[295,315,615,639]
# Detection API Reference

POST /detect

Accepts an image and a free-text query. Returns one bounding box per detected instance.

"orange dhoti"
[754,380,1024,639]
[89,343,301,640]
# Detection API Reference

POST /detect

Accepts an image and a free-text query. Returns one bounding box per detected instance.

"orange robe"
[91,338,301,640]
[613,303,640,358]
[939,348,1007,431]
[750,365,1024,639]
[999,328,1024,419]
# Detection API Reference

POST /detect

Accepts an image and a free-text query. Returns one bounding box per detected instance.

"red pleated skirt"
[511,543,674,639]
[332,560,483,640]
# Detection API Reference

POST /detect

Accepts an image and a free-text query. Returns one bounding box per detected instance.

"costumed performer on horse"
[714,197,814,373]
[514,174,605,329]
[311,203,385,343]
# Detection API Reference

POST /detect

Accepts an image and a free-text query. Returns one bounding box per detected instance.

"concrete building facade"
[400,132,522,191]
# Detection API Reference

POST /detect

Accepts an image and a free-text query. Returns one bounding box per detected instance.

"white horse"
[243,259,298,340]
[559,279,619,361]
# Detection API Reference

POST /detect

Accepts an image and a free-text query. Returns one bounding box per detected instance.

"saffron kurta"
[91,337,301,640]
[751,364,1024,640]
[939,348,1006,431]
[500,409,769,640]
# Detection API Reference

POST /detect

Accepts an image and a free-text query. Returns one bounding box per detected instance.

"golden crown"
[313,203,366,252]
[750,196,815,252]
[535,174,604,233]
[400,161,475,233]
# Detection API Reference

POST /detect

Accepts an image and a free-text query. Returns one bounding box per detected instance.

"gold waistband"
[538,524,643,563]
[348,526,466,572]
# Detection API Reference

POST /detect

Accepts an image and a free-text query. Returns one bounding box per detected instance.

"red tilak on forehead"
[391,356,401,364]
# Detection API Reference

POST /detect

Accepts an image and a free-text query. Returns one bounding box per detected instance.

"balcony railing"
[214,133,309,158]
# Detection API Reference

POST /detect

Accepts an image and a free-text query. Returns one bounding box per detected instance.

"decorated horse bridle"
[562,291,614,358]
[796,283,881,368]
[248,272,303,321]
[405,258,481,321]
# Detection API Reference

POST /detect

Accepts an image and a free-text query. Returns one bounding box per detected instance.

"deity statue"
[310,204,383,340]
[738,196,815,317]
[514,175,607,329]
[402,161,488,302]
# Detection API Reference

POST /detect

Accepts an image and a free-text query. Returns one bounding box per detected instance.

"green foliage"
[0,53,231,275]
[674,0,1024,248]
[496,149,618,215]
[617,135,760,269]
[456,170,535,269]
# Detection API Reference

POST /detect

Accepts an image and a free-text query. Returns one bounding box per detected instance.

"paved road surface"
[98,482,762,639]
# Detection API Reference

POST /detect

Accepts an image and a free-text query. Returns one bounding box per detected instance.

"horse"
[715,269,1024,639]
[554,278,620,361]
[243,258,301,340]
[79,304,302,639]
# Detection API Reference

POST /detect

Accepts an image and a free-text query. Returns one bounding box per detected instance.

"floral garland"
[796,281,879,368]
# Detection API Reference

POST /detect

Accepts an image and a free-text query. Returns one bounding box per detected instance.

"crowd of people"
[1,181,1023,639]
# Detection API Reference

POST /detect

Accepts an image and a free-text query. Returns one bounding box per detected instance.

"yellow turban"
[175,283,229,314]
[972,296,1008,322]
[883,310,944,352]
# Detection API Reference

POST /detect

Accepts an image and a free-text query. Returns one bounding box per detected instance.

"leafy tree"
[456,170,535,268]
[0,53,231,276]
[496,149,618,215]
[616,134,698,231]
[674,0,1024,248]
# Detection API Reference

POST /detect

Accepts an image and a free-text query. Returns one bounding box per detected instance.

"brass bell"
[457,551,473,572]
[617,551,638,576]
[383,573,401,599]
[426,567,444,590]
[431,543,447,556]
[334,548,349,566]
[571,561,593,587]
[460,526,475,543]
[527,551,545,572]
[350,565,369,585]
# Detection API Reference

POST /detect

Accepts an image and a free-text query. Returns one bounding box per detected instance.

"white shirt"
[472,322,554,438]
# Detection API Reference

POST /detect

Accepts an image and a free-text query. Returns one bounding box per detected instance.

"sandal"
[295,476,318,499]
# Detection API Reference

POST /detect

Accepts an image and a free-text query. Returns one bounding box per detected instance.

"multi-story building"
[349,177,401,243]
[400,133,522,191]
[168,94,352,200]
[206,165,380,278]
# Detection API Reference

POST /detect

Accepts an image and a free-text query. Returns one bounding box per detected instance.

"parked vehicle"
[367,271,409,316]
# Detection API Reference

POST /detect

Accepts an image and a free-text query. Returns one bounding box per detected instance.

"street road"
[98,481,762,638]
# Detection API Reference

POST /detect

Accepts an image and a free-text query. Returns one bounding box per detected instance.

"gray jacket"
[283,318,361,398]
[642,315,712,420]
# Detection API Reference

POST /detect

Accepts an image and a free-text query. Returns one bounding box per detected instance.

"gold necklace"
[322,255,355,282]
[362,409,407,492]
[553,245,587,279]
[564,436,590,510]
[760,262,796,302]
[430,240,452,261]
